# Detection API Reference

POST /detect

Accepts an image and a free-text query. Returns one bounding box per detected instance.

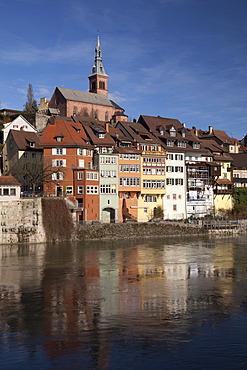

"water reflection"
[0,237,247,369]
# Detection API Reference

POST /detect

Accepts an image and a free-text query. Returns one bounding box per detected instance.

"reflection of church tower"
[88,36,109,97]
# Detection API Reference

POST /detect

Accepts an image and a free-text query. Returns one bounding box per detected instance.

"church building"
[48,37,128,122]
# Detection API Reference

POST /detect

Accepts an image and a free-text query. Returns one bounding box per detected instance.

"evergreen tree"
[24,83,38,113]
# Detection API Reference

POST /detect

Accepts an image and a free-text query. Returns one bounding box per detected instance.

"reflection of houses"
[2,130,43,195]
[0,176,21,200]
[40,117,99,222]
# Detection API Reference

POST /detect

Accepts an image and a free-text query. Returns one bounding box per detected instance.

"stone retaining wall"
[0,199,46,244]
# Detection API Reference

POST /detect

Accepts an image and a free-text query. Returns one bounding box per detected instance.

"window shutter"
[52,173,56,180]
[52,148,56,155]
[52,160,56,167]
[62,159,66,167]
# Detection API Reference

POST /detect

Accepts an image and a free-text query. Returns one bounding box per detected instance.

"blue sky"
[1,0,247,139]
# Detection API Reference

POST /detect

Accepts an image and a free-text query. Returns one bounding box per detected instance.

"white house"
[0,176,21,200]
[2,115,37,143]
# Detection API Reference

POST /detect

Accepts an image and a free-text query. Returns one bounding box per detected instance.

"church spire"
[91,36,107,76]
[88,36,109,97]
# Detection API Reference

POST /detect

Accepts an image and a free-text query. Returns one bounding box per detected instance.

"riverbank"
[75,221,207,241]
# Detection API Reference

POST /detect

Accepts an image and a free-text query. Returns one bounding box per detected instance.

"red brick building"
[40,117,99,222]
[48,37,128,123]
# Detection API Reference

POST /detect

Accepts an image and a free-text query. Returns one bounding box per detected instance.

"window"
[167,154,173,160]
[56,136,63,142]
[177,141,186,148]
[100,184,117,194]
[32,153,36,158]
[52,172,63,180]
[66,186,73,195]
[173,204,177,211]
[119,154,140,160]
[77,172,83,180]
[52,148,66,155]
[100,156,117,164]
[52,159,66,167]
[100,170,117,177]
[3,188,9,196]
[86,172,98,180]
[24,152,28,158]
[175,179,183,185]
[144,195,157,203]
[120,164,140,172]
[86,186,98,194]
[78,186,83,194]
[175,154,183,161]
[143,180,165,189]
[144,208,148,214]
[170,128,176,137]
[166,178,174,185]
[173,194,176,200]
[167,194,170,199]
[120,177,140,187]
[10,188,16,196]
[79,159,85,168]
[167,140,174,147]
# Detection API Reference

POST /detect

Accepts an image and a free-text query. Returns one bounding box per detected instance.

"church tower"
[88,36,109,97]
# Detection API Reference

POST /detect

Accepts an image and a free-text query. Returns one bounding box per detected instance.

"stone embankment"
[1,198,246,244]
[75,221,206,241]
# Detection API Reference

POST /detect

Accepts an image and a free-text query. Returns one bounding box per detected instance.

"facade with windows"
[94,152,118,223]
[117,148,141,222]
[40,118,99,222]
[164,152,186,220]
[2,130,43,196]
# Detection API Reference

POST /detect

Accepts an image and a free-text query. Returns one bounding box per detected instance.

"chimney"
[209,125,213,134]
[105,122,109,132]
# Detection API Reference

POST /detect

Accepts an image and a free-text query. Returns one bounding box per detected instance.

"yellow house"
[214,159,233,214]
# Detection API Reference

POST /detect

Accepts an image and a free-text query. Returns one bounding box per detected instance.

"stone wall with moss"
[75,222,207,241]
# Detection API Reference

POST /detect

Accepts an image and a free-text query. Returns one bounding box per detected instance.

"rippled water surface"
[0,236,247,369]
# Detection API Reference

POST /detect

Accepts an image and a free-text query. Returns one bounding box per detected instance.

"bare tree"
[11,155,64,196]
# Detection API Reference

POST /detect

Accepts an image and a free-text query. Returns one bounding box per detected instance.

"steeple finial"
[91,35,107,76]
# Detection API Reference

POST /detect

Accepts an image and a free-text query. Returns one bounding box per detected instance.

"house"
[200,139,233,214]
[2,115,37,143]
[230,152,247,188]
[77,119,119,223]
[115,120,166,222]
[2,130,43,196]
[48,37,127,123]
[0,176,21,200]
[40,117,99,222]
[198,126,240,153]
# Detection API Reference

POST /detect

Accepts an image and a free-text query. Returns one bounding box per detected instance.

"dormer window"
[193,142,201,149]
[182,131,186,138]
[98,133,105,138]
[56,136,63,142]
[170,127,176,137]
[177,141,186,148]
[167,140,174,147]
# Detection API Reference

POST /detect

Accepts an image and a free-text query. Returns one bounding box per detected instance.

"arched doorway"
[102,207,115,223]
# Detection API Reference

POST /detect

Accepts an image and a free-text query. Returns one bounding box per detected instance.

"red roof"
[40,119,93,147]
[0,176,21,186]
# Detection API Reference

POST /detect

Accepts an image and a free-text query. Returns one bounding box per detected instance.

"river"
[0,236,247,369]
